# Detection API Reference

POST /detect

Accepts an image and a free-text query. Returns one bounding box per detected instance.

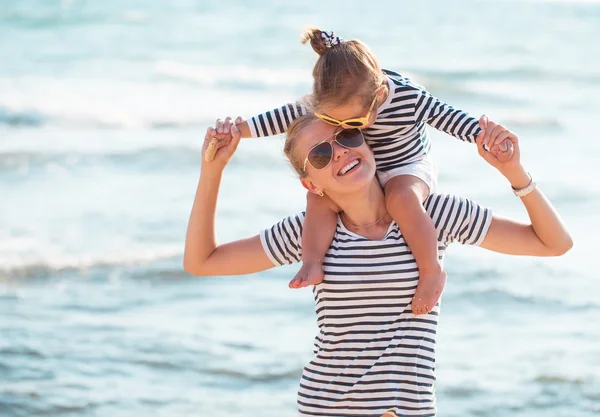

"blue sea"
[1,0,599,416]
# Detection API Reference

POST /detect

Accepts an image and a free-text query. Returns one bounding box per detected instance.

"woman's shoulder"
[425,193,492,246]
[424,193,480,219]
[425,192,464,211]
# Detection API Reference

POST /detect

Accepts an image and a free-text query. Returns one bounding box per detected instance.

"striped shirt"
[260,194,492,417]
[247,70,481,172]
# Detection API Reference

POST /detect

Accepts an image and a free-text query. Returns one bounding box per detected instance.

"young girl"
[217,28,513,315]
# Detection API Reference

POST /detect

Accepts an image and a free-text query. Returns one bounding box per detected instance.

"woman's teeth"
[339,160,359,175]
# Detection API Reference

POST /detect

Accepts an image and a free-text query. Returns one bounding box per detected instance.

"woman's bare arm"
[476,116,572,256]
[183,118,275,276]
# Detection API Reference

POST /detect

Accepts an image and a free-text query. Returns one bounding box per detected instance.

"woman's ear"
[300,177,322,196]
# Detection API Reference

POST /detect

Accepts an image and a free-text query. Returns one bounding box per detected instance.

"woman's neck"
[334,181,392,238]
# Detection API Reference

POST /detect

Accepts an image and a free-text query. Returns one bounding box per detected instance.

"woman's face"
[295,120,377,196]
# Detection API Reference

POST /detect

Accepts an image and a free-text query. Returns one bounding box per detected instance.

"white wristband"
[512,174,536,197]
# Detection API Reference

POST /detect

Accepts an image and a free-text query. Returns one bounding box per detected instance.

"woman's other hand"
[479,115,514,163]
[203,116,244,171]
[476,115,522,176]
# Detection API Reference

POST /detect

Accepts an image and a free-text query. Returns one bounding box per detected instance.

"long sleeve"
[247,101,309,138]
[412,84,481,144]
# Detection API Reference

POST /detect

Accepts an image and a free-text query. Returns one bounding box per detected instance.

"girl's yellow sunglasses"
[314,94,379,129]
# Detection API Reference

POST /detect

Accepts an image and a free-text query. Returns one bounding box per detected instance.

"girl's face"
[316,84,388,130]
[294,120,377,197]
[318,95,379,129]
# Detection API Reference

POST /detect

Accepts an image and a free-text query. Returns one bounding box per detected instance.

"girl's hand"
[476,115,522,176]
[202,116,244,171]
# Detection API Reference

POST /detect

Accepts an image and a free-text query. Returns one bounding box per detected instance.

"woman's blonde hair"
[301,27,386,110]
[284,113,320,178]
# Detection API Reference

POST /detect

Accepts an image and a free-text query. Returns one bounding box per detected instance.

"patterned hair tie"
[321,31,344,48]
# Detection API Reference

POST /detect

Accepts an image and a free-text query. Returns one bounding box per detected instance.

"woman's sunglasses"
[303,128,365,172]
[314,92,379,129]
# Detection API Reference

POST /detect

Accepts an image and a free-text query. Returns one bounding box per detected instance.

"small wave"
[127,268,192,281]
[0,292,22,301]
[205,367,301,383]
[0,107,46,127]
[441,385,484,398]
[534,374,586,385]
[139,398,168,406]
[0,146,202,175]
[417,67,600,85]
[0,346,45,359]
[39,403,99,416]
[0,249,182,280]
[59,301,149,314]
[223,341,255,350]
[133,358,184,371]
[453,288,600,311]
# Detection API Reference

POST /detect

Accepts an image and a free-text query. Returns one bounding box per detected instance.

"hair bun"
[301,27,344,56]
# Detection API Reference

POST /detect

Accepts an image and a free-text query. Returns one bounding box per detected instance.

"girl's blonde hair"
[301,27,386,110]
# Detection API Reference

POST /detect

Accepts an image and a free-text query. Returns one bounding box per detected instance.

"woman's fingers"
[475,128,487,151]
[477,115,520,167]
[203,135,225,162]
[476,133,489,157]
[203,127,217,152]
[478,114,489,130]
[227,124,242,154]
[483,122,501,149]
[226,116,243,153]
[215,118,224,134]
[215,116,241,134]
[491,139,514,163]
[489,130,511,150]
[203,116,245,166]
[476,133,500,165]
[204,127,213,142]
[222,116,233,134]
[478,115,492,151]
[481,117,504,149]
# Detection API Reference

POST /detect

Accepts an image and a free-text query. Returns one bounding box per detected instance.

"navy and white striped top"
[260,194,492,417]
[248,70,481,172]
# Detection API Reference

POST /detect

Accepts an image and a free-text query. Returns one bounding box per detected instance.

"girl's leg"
[384,175,446,315]
[289,191,340,289]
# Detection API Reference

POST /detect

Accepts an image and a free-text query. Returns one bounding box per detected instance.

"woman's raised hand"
[203,116,244,170]
[476,115,521,175]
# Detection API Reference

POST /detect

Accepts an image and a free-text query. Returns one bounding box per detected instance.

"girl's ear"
[377,83,388,102]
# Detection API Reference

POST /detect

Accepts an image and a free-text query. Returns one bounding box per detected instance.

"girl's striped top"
[247,69,481,172]
[260,194,492,417]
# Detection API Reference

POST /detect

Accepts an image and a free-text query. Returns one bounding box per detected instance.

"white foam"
[0,233,182,276]
[0,70,310,130]
[154,60,310,88]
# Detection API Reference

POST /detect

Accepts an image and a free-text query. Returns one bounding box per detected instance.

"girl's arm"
[406,77,480,144]
[477,116,573,256]
[183,117,275,276]
[213,102,309,139]
[409,77,512,157]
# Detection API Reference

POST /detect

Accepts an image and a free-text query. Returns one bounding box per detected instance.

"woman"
[184,114,571,417]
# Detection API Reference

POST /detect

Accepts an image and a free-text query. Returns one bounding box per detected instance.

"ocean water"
[1,0,599,416]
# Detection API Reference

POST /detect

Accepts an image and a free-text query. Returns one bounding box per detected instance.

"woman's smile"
[337,157,361,176]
